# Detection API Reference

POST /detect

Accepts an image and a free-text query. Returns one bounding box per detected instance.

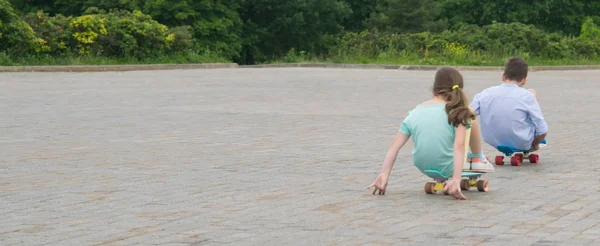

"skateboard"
[422,170,489,195]
[494,139,546,166]
[421,126,489,195]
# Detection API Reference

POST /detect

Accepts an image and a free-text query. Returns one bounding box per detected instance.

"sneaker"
[469,157,495,173]
[539,139,547,149]
[464,153,495,173]
[530,139,547,152]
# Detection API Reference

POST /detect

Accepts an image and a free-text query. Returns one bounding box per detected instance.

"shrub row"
[333,21,600,61]
[1,2,193,58]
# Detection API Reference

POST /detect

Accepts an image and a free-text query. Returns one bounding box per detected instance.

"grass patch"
[327,55,600,66]
[275,49,600,66]
[0,51,229,66]
[2,49,600,67]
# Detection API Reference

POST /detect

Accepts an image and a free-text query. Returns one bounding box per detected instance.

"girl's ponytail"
[433,67,475,127]
[445,86,475,127]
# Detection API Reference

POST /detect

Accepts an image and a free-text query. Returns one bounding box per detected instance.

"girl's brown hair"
[432,67,475,127]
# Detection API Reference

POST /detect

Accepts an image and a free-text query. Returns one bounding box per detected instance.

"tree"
[437,0,600,36]
[143,0,243,60]
[53,0,141,16]
[366,0,447,33]
[238,0,351,64]
[1,0,38,55]
[8,0,55,14]
[342,0,376,31]
[9,0,141,15]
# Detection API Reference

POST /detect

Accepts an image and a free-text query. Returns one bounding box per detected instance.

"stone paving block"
[469,225,513,236]
[505,236,546,246]
[562,217,599,232]
[574,233,600,240]
[558,238,595,245]
[582,225,600,235]
[482,233,522,243]
[413,235,489,245]
[530,240,563,246]
[543,230,580,241]
[544,219,578,229]
[108,233,201,245]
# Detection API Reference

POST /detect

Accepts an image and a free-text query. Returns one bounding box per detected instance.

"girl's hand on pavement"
[443,179,467,200]
[367,173,389,195]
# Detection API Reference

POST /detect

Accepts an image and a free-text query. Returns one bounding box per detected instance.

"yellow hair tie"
[452,85,460,90]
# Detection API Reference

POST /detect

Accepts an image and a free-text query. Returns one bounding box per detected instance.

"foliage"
[166,26,194,52]
[3,0,600,65]
[366,0,447,33]
[54,0,141,16]
[581,17,600,40]
[23,9,194,58]
[342,0,376,31]
[0,0,38,55]
[0,51,227,66]
[24,12,72,55]
[333,22,600,64]
[282,48,308,63]
[238,0,351,64]
[70,14,108,54]
[98,10,170,57]
[11,0,242,59]
[143,0,243,60]
[9,0,141,16]
[437,0,600,36]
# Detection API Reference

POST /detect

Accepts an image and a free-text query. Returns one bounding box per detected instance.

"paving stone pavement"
[1,68,599,246]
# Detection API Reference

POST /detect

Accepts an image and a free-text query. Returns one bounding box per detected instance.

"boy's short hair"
[504,56,528,82]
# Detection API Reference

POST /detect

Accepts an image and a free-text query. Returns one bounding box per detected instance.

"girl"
[367,67,494,200]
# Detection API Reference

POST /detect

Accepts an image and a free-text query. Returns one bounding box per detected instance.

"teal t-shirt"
[399,103,457,177]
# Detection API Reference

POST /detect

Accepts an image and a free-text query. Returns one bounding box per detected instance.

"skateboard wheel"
[424,182,436,194]
[477,180,489,192]
[510,156,521,166]
[460,179,470,190]
[515,153,524,163]
[529,154,540,164]
[494,156,504,165]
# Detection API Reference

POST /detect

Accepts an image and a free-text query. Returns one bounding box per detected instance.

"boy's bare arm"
[531,133,547,151]
[525,93,547,152]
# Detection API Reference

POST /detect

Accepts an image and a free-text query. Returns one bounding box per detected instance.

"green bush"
[166,26,194,53]
[0,0,38,55]
[143,0,243,60]
[567,37,600,58]
[24,12,75,55]
[99,10,170,57]
[282,48,308,63]
[23,9,194,58]
[581,17,600,40]
[333,21,600,63]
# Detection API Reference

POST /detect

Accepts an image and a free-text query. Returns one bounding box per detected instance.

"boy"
[470,57,548,152]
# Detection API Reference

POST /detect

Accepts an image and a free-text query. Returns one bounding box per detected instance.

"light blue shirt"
[470,83,548,150]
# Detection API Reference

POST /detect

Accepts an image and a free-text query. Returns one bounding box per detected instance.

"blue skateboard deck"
[495,139,546,165]
[496,139,547,156]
